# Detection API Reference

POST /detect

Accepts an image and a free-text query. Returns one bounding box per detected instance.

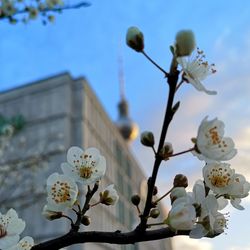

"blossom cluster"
[126,27,250,238]
[43,146,119,219]
[165,117,250,238]
[1,27,249,249]
[0,0,64,24]
[0,208,34,250]
[0,146,119,248]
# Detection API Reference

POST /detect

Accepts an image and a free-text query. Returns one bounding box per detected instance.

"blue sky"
[1,1,250,250]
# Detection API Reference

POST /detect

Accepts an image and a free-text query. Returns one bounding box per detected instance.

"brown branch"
[31,228,190,250]
[141,51,169,77]
[71,182,99,232]
[0,1,91,20]
[137,66,179,231]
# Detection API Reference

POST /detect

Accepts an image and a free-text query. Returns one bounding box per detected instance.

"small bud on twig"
[170,187,187,204]
[175,30,196,57]
[81,215,91,226]
[42,205,63,221]
[160,142,173,160]
[153,186,158,196]
[150,208,160,219]
[140,131,155,147]
[173,174,188,188]
[172,101,180,114]
[99,185,119,206]
[131,194,141,206]
[126,26,144,52]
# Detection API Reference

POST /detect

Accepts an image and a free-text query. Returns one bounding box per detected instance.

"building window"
[117,199,125,225]
[115,142,123,167]
[125,158,131,178]
[117,171,124,195]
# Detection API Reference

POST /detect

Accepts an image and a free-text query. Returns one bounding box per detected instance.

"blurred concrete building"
[0,73,172,250]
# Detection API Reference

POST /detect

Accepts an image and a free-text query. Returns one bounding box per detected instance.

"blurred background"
[0,1,250,249]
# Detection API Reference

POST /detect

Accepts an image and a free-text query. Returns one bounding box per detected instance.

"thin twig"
[0,1,91,20]
[141,51,169,77]
[71,182,99,232]
[175,79,184,92]
[154,187,174,204]
[152,146,157,155]
[137,59,179,231]
[169,147,195,157]
[62,215,74,225]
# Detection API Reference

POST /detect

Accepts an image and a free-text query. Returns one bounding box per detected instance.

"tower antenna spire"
[115,46,139,142]
[118,49,125,100]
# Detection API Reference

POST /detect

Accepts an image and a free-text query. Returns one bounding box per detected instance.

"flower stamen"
[0,224,7,238]
[79,166,93,179]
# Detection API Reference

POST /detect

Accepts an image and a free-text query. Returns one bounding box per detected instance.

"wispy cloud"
[229,246,250,250]
[173,237,213,250]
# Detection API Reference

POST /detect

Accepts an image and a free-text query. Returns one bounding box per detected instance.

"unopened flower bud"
[126,27,144,52]
[48,15,55,23]
[81,215,91,226]
[160,142,173,160]
[1,124,14,137]
[175,30,196,56]
[153,186,158,196]
[140,131,154,147]
[42,205,62,221]
[170,187,187,204]
[191,137,197,144]
[150,208,160,219]
[100,184,119,206]
[131,194,141,206]
[173,174,188,188]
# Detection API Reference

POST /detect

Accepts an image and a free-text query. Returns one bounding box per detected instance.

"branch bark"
[31,228,189,250]
[137,67,179,231]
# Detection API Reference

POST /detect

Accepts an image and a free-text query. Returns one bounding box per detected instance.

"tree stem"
[154,187,174,204]
[31,228,191,249]
[169,147,195,158]
[141,51,169,77]
[137,60,179,231]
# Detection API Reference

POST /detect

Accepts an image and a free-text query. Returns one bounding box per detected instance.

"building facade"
[0,73,172,250]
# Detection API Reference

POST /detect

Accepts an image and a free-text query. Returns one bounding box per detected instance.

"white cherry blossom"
[227,174,250,199]
[61,146,106,185]
[190,195,227,238]
[193,117,237,162]
[203,162,250,210]
[99,184,119,206]
[6,236,34,250]
[177,48,217,95]
[46,173,78,212]
[165,196,196,231]
[227,174,250,210]
[203,162,235,195]
[170,187,187,203]
[0,209,25,250]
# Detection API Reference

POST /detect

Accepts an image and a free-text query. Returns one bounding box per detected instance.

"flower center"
[206,126,229,153]
[208,126,221,144]
[79,166,93,179]
[51,181,71,203]
[210,176,229,187]
[207,167,232,188]
[217,217,227,228]
[19,240,33,249]
[0,224,7,238]
[73,153,98,179]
